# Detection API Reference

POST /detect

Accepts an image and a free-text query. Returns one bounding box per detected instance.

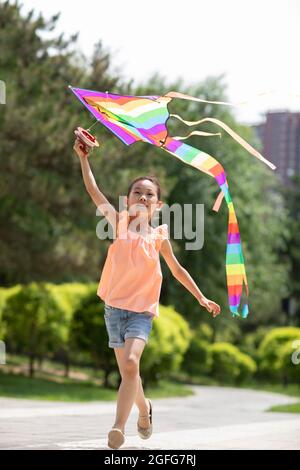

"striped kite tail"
[162,136,250,318]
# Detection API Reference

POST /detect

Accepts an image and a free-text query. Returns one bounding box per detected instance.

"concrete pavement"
[0,385,299,450]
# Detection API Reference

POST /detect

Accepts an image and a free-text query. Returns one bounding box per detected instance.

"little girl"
[73,138,221,449]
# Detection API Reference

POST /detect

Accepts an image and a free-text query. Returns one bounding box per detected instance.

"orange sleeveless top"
[97,210,169,317]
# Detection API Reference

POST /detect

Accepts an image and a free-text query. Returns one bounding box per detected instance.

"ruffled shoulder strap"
[155,224,169,250]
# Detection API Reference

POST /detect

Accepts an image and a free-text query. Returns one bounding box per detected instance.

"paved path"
[0,386,300,450]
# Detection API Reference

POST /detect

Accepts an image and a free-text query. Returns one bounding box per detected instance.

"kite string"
[87,92,110,133]
[164,89,300,107]
[87,120,98,132]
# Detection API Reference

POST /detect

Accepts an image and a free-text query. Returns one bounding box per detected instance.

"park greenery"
[0,2,300,400]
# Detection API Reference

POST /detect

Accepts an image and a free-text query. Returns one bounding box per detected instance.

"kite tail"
[162,90,276,171]
[169,114,276,171]
[226,201,249,319]
[162,136,249,318]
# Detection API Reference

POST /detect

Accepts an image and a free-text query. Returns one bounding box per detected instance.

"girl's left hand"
[199,297,221,317]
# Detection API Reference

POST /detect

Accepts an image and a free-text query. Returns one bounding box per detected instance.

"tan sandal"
[108,427,125,449]
[137,399,153,439]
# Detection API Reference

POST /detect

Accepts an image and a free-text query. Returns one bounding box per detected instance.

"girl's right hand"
[73,138,90,159]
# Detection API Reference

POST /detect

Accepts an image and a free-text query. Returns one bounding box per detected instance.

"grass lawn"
[238,382,300,399]
[0,372,117,401]
[0,371,194,402]
[268,403,300,413]
[0,354,194,402]
[1,354,299,411]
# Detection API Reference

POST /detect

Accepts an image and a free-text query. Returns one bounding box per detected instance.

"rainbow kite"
[69,86,276,319]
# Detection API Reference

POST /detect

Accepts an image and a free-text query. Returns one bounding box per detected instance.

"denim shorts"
[104,304,154,348]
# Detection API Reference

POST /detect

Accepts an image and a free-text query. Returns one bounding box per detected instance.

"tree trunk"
[64,353,70,378]
[28,355,35,378]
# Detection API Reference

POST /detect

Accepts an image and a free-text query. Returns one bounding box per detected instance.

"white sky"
[20,0,300,124]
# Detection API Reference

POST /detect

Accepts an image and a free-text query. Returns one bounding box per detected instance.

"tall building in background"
[252,110,300,186]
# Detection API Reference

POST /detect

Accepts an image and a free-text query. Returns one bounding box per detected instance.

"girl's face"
[126,179,163,221]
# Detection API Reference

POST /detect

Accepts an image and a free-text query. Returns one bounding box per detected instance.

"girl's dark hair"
[127,175,161,200]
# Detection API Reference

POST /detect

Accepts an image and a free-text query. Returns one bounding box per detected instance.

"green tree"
[0,2,122,285]
[281,174,300,326]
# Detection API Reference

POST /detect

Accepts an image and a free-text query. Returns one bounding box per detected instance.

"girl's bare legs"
[135,376,151,424]
[114,347,150,426]
[112,338,150,433]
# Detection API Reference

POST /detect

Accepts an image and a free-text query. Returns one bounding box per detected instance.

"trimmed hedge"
[141,305,192,387]
[181,323,214,376]
[209,342,257,384]
[258,327,300,384]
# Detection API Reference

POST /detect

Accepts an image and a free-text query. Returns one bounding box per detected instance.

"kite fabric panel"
[69,85,276,319]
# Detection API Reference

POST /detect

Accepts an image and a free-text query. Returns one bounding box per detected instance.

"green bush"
[141,305,192,387]
[181,323,213,377]
[0,285,22,340]
[239,326,274,362]
[215,321,242,344]
[70,290,116,388]
[275,341,300,384]
[258,327,300,384]
[209,342,257,384]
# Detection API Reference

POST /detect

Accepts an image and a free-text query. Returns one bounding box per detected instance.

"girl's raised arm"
[73,139,119,229]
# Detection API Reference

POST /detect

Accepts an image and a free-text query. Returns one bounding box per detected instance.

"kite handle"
[74,127,100,155]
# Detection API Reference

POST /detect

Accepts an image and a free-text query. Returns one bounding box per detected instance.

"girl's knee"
[123,356,139,376]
